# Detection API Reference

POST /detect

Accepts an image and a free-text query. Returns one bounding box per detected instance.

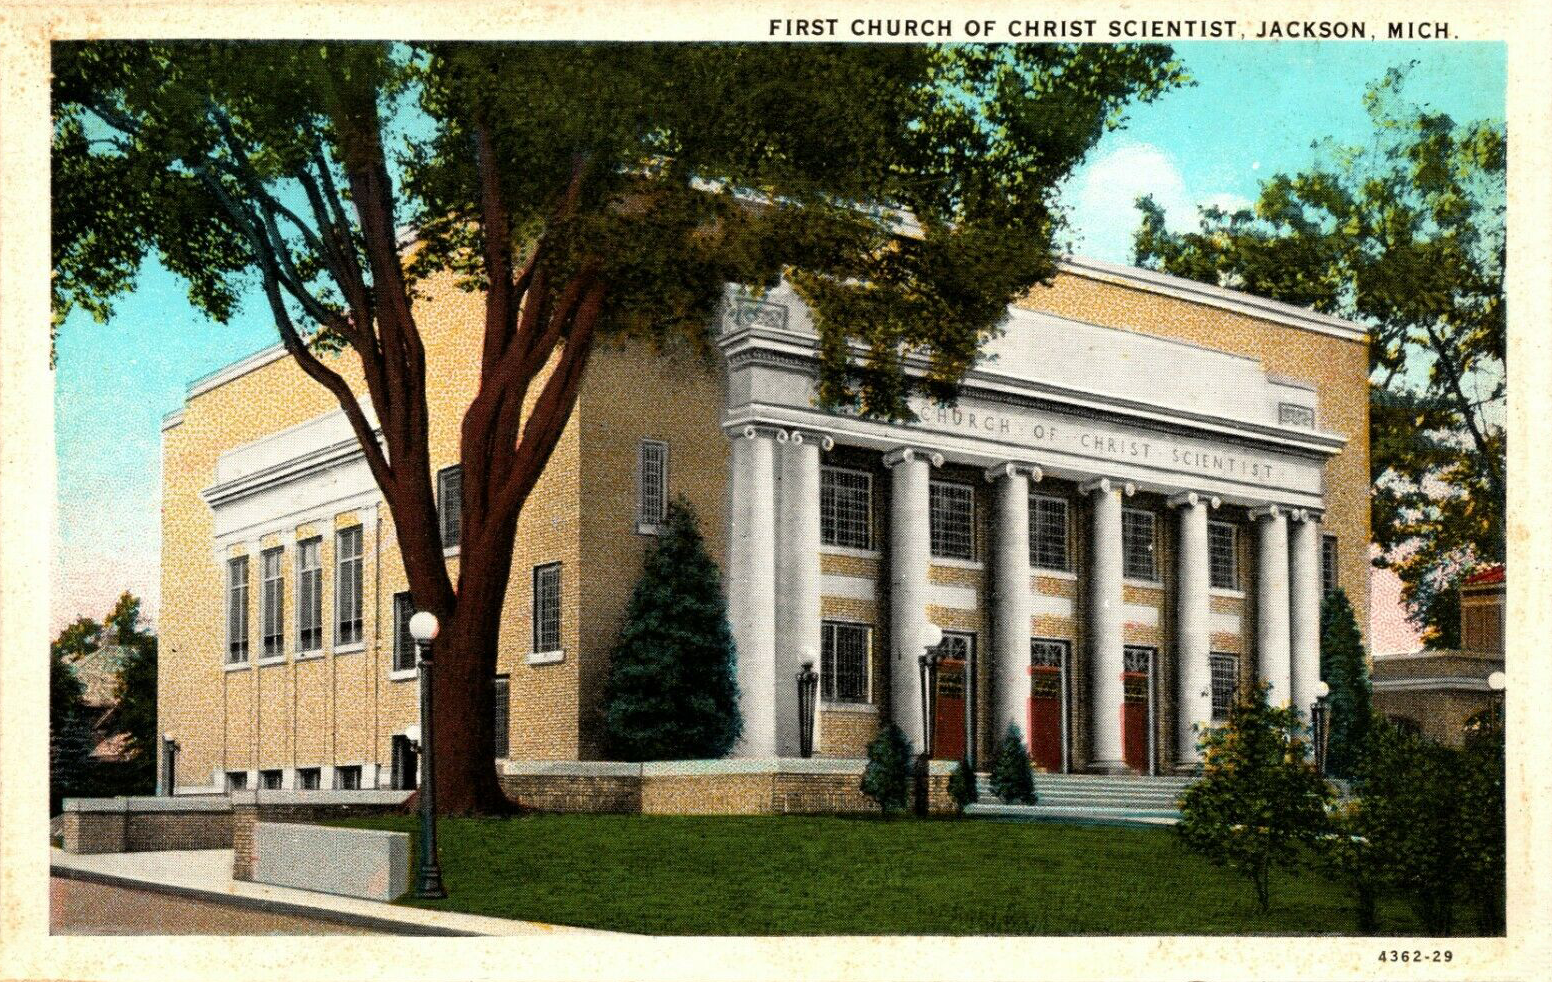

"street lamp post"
[797,653,819,759]
[409,610,447,900]
[161,734,178,797]
[1311,680,1331,774]
[915,623,944,817]
[1487,670,1506,737]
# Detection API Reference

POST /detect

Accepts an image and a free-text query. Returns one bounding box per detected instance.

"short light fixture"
[1488,670,1506,692]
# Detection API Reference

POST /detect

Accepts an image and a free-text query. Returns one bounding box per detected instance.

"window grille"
[1029,495,1069,571]
[296,538,322,652]
[1123,644,1154,675]
[1321,535,1339,595]
[929,481,976,560]
[492,676,511,758]
[260,548,284,658]
[938,632,973,663]
[533,563,562,653]
[1122,509,1157,580]
[1208,522,1238,590]
[226,556,249,664]
[821,621,871,703]
[438,465,462,549]
[335,526,363,646]
[1210,653,1240,721]
[392,592,416,672]
[1031,638,1068,669]
[821,468,873,550]
[637,440,668,530]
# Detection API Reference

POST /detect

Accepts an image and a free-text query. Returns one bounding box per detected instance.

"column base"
[1085,759,1135,776]
[1172,763,1202,777]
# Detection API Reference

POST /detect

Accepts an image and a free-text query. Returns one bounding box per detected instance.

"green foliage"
[1319,589,1373,779]
[859,722,913,817]
[50,643,96,815]
[108,593,159,793]
[1131,65,1505,640]
[603,500,740,760]
[947,757,977,814]
[55,40,1185,419]
[989,723,1037,805]
[1176,684,1336,912]
[1347,718,1503,935]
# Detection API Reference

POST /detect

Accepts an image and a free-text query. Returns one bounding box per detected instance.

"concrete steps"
[971,772,1195,826]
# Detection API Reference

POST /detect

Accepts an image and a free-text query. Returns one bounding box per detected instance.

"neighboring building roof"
[1464,564,1505,587]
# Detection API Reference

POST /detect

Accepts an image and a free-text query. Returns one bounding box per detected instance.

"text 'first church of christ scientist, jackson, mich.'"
[156,255,1370,797]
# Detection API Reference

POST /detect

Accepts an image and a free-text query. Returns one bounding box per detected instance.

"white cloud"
[1059,143,1249,264]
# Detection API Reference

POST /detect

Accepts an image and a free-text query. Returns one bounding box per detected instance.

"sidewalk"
[51,848,623,937]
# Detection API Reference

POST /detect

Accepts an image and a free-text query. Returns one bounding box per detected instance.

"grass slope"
[334,814,1422,936]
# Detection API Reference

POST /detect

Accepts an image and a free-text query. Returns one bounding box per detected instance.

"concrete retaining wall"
[253,821,409,901]
[230,790,412,880]
[61,796,233,855]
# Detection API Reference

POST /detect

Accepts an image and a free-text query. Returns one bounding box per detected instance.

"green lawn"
[333,813,1424,936]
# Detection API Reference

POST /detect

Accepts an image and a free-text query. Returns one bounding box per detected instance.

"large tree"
[1130,65,1505,642]
[54,41,1184,812]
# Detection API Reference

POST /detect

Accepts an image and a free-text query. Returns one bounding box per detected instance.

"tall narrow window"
[438,465,462,549]
[296,537,322,653]
[1122,509,1157,581]
[532,562,562,654]
[260,547,284,658]
[1321,534,1339,595]
[1209,653,1240,721]
[929,481,975,560]
[1208,522,1238,590]
[820,621,872,703]
[392,592,416,672]
[226,555,249,664]
[821,467,873,550]
[492,675,511,758]
[335,526,364,646]
[1029,494,1069,571]
[637,440,669,532]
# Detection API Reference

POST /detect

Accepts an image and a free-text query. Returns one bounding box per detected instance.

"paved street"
[51,876,381,935]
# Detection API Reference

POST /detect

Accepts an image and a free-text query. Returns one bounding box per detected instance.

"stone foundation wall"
[61,797,232,855]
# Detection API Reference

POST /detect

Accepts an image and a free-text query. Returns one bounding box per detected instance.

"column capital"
[983,461,1043,484]
[1167,491,1221,510]
[883,446,944,469]
[1079,476,1135,497]
[729,423,789,443]
[786,428,835,451]
[1287,507,1324,524]
[1249,503,1289,520]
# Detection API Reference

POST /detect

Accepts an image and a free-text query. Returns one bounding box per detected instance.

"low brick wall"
[499,761,641,813]
[502,759,957,817]
[61,797,232,855]
[230,790,413,881]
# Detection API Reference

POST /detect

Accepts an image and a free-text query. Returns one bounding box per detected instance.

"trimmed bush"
[859,722,913,817]
[990,723,1037,805]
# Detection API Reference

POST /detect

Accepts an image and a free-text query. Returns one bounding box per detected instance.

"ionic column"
[775,428,831,757]
[886,446,942,754]
[986,462,1042,753]
[729,424,782,757]
[1288,510,1324,724]
[1169,491,1219,768]
[1252,504,1293,708]
[1081,477,1133,773]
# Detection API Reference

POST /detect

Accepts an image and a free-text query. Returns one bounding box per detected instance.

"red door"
[933,660,966,760]
[1121,646,1154,774]
[1029,665,1064,772]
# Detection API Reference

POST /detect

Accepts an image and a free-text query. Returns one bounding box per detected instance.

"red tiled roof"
[1464,565,1505,587]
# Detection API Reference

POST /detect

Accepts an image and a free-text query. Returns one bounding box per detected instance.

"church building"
[157,256,1369,793]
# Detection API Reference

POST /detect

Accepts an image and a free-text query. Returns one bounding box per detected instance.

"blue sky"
[51,40,1506,633]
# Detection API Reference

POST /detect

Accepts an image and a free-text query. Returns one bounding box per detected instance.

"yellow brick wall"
[1022,270,1372,644]
[160,270,582,783]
